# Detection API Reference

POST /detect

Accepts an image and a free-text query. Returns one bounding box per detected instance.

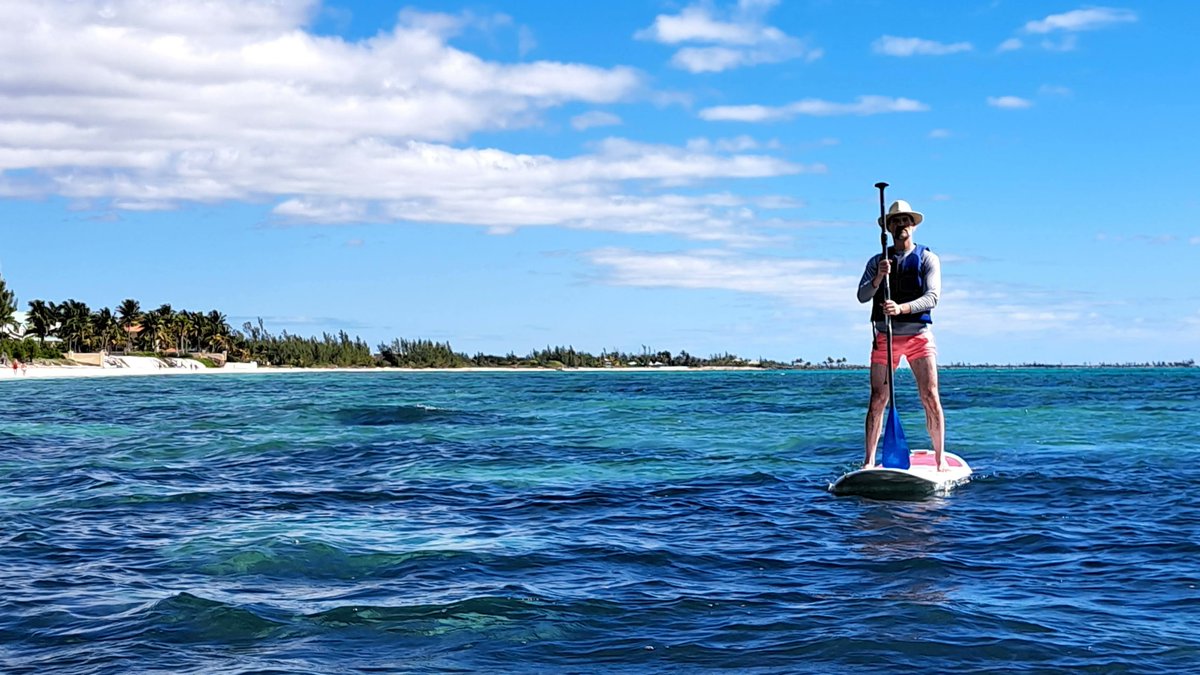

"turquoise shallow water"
[1,369,1198,673]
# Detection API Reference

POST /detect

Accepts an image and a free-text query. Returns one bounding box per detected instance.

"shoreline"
[2,362,1195,382]
[0,363,772,381]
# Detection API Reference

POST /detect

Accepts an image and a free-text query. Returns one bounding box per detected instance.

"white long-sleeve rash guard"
[856,247,941,336]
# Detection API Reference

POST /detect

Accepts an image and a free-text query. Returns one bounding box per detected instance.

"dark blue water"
[2,369,1198,673]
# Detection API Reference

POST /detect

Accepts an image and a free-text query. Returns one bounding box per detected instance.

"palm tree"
[139,311,162,352]
[201,310,230,353]
[26,299,57,344]
[148,304,173,353]
[187,310,204,352]
[0,277,18,337]
[117,299,142,353]
[57,299,92,351]
[174,310,195,353]
[91,308,121,352]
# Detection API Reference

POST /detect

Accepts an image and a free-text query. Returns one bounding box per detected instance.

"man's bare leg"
[864,362,891,468]
[910,355,946,470]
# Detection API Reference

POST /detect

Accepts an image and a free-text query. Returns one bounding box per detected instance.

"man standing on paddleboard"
[856,200,946,471]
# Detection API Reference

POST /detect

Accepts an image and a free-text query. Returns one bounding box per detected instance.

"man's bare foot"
[937,462,949,472]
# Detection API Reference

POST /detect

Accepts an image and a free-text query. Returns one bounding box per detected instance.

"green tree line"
[0,276,379,367]
[1,276,805,369]
[378,341,789,369]
[238,319,374,367]
[17,295,234,355]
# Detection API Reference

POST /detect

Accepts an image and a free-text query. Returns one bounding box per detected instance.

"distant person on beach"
[11,359,18,376]
[856,199,946,471]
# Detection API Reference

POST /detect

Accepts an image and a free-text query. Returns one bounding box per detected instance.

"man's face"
[888,214,916,239]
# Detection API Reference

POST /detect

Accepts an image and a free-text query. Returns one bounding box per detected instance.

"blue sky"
[0,0,1195,365]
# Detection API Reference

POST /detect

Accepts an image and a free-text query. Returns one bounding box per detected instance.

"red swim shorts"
[871,331,937,367]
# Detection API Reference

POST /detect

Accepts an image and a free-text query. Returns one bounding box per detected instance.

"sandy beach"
[1,355,238,380]
[0,356,760,381]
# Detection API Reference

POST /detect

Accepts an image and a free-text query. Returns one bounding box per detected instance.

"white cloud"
[931,286,1086,337]
[700,96,929,122]
[1040,35,1080,52]
[584,248,1184,352]
[0,3,642,147]
[587,247,858,308]
[872,36,973,57]
[638,7,753,44]
[637,0,781,45]
[261,138,820,244]
[686,133,758,151]
[987,96,1034,109]
[582,249,1129,350]
[934,286,1195,356]
[571,111,622,131]
[0,1,819,241]
[699,105,775,122]
[636,1,821,72]
[997,38,1023,52]
[517,25,537,57]
[672,46,743,72]
[928,129,953,139]
[1023,7,1137,33]
[274,199,368,223]
[753,195,805,209]
[1009,7,1135,52]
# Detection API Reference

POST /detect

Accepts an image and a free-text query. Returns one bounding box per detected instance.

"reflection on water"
[848,499,959,605]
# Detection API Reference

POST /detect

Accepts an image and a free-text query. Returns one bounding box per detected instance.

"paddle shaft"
[874,182,895,406]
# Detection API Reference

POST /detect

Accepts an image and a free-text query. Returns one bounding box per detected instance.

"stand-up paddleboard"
[835,184,972,499]
[830,450,972,498]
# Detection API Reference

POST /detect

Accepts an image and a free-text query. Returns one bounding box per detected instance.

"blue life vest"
[871,244,932,324]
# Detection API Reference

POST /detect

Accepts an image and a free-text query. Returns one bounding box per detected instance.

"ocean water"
[1,369,1197,674]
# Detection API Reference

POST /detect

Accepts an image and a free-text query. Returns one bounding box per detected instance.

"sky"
[0,0,1196,365]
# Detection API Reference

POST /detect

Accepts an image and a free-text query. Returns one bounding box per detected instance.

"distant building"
[5,311,62,343]
[3,310,27,339]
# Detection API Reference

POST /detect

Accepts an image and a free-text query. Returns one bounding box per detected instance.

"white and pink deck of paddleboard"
[830,450,972,498]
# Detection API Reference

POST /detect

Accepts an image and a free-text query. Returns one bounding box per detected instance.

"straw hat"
[879,200,924,226]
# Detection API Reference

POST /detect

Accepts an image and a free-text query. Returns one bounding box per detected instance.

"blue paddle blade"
[881,404,910,469]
